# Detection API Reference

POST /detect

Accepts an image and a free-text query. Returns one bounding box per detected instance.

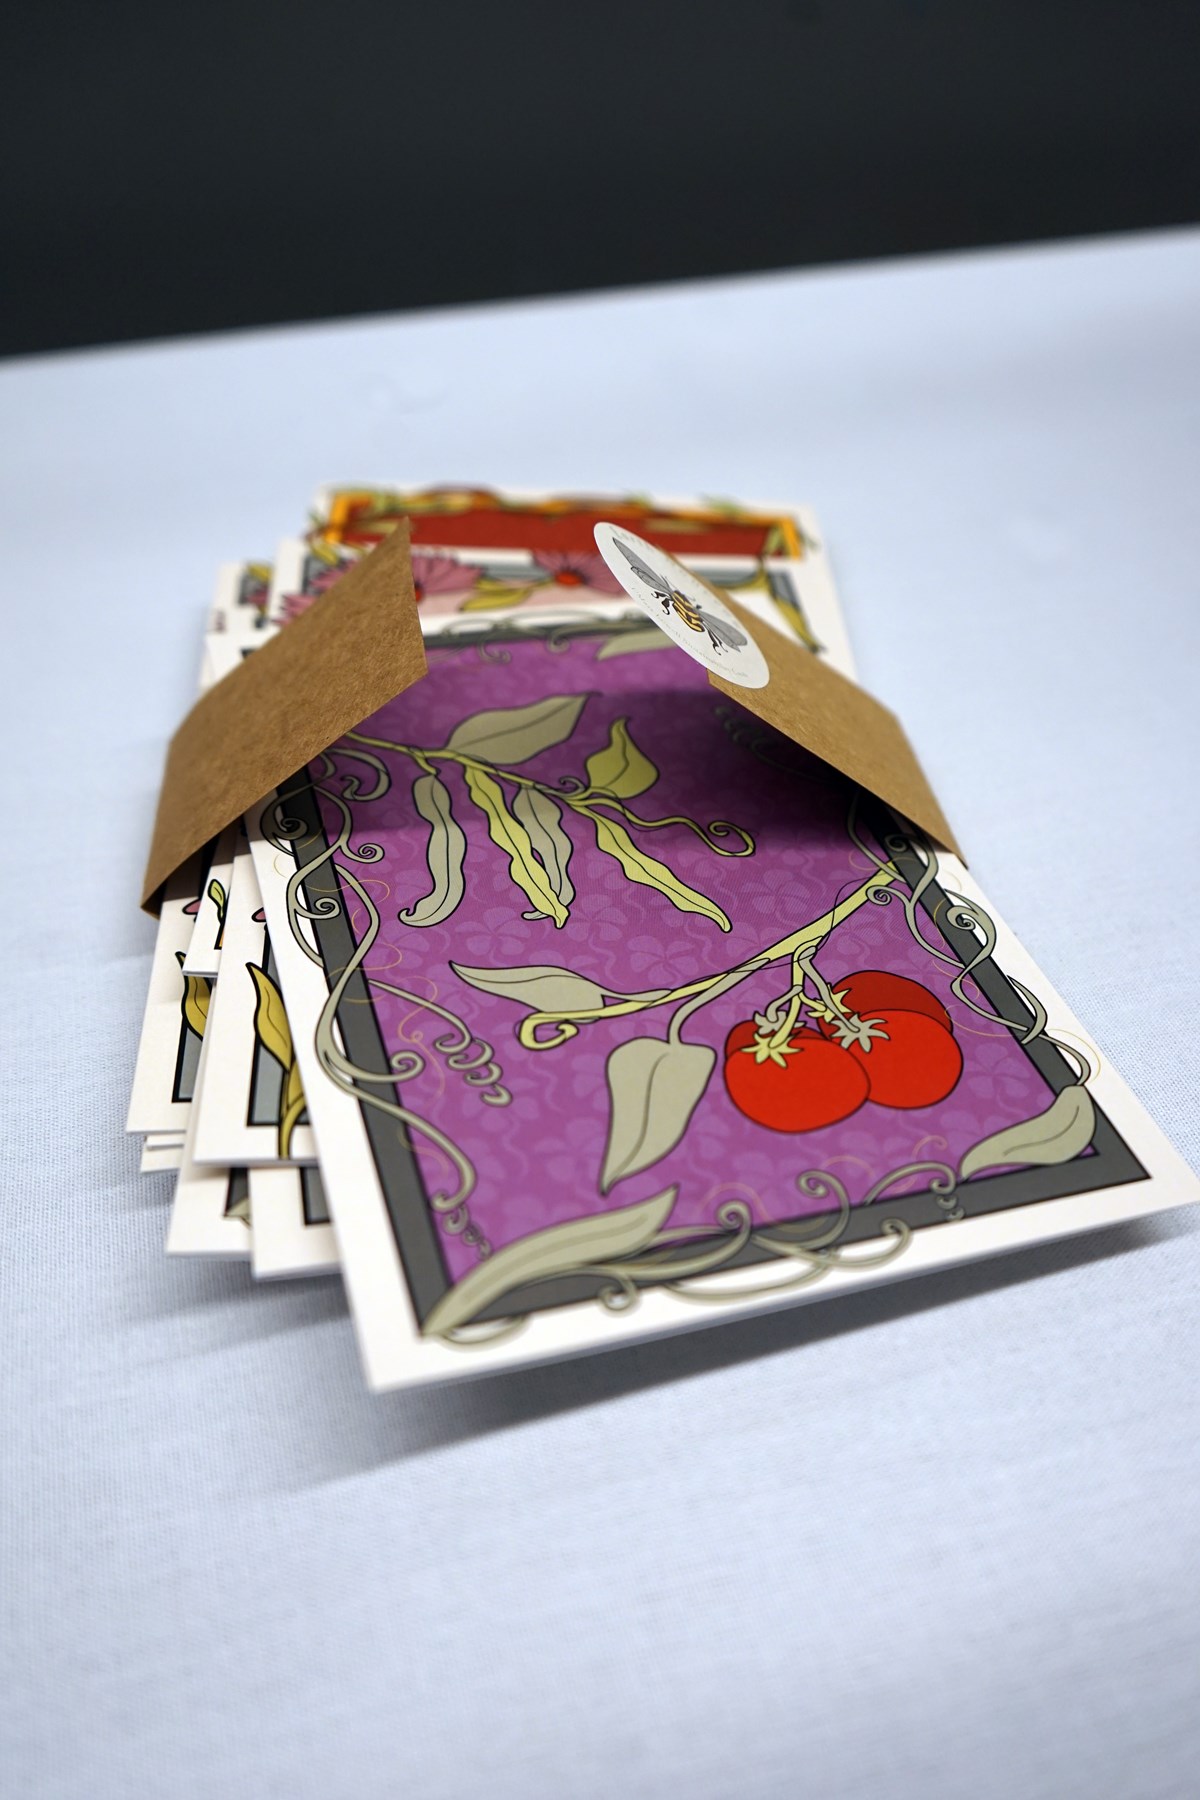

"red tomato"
[843,1008,962,1109]
[815,969,952,1039]
[723,1020,870,1133]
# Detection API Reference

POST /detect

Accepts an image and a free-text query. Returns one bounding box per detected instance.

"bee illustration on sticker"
[613,538,749,654]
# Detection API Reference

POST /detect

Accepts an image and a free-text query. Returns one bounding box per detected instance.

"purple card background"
[314,634,1053,1281]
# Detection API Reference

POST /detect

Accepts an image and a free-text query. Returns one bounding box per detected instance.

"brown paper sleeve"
[707,593,962,860]
[140,522,425,913]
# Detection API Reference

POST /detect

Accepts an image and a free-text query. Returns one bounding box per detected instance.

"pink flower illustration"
[531,551,626,594]
[411,553,481,602]
[281,553,482,622]
[280,564,348,623]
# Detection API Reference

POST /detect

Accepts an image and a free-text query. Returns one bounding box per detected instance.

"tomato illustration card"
[247,611,1198,1391]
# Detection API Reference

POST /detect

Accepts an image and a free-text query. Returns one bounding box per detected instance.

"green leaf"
[446,694,587,766]
[584,717,658,800]
[585,809,731,931]
[458,580,536,613]
[464,767,569,926]
[601,1037,716,1191]
[422,1187,677,1336]
[207,877,229,949]
[960,1086,1096,1180]
[176,952,211,1038]
[247,962,293,1070]
[512,787,575,908]
[595,627,670,659]
[399,772,467,927]
[451,962,607,1014]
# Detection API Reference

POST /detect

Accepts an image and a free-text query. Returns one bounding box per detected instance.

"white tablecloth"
[2,229,1198,1800]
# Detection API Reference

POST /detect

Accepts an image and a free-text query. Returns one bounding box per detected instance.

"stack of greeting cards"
[129,485,1197,1390]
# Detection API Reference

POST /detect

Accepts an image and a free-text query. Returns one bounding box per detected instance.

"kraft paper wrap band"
[142,521,957,914]
[141,522,424,913]
[709,592,961,860]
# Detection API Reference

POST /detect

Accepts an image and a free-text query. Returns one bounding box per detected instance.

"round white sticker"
[593,523,770,688]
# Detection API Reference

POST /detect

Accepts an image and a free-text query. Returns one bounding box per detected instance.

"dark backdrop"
[4,0,1199,357]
